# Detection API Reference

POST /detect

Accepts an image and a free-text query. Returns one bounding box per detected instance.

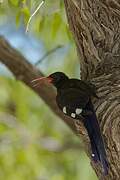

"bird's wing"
[56,88,89,113]
[67,79,98,98]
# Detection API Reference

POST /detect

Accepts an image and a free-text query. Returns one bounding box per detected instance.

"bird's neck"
[55,79,67,90]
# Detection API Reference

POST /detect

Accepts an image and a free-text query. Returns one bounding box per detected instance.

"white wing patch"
[62,107,82,118]
[75,108,82,115]
[71,113,76,118]
[63,106,67,114]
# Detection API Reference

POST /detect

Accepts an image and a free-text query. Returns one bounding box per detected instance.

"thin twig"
[35,45,64,66]
[26,0,45,33]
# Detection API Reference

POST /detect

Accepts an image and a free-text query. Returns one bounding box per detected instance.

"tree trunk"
[64,0,120,179]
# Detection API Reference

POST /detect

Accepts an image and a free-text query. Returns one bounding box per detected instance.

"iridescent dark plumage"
[49,72,109,175]
[33,72,109,175]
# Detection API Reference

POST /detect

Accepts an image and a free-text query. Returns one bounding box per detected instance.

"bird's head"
[32,72,69,88]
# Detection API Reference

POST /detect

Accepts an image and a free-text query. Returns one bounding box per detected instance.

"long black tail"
[82,99,109,175]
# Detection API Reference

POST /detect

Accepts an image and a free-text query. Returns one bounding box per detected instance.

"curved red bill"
[31,76,53,87]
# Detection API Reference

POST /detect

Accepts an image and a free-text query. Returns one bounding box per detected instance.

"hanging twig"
[35,45,64,66]
[26,0,45,33]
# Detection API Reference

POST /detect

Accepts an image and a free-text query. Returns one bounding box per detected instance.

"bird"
[32,71,109,175]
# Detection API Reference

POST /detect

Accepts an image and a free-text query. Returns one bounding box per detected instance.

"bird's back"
[58,79,97,97]
[56,79,95,118]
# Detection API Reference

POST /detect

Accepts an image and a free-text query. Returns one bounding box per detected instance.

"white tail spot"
[71,113,76,118]
[63,107,67,114]
[76,108,82,115]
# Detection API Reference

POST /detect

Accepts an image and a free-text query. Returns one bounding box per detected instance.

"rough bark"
[64,0,120,179]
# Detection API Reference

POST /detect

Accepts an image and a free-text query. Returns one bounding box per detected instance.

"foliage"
[0,1,97,179]
[0,77,97,180]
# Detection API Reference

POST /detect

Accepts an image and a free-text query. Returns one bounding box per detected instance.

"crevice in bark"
[64,0,120,179]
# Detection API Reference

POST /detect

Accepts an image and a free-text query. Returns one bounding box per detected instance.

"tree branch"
[0,34,104,178]
[0,36,84,135]
[0,35,98,175]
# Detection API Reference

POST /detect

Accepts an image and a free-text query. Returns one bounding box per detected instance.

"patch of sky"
[0,20,69,76]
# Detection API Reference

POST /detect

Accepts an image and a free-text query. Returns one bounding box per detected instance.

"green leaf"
[8,0,19,7]
[21,6,30,24]
[65,24,73,41]
[39,16,45,32]
[16,11,21,27]
[60,0,64,9]
[52,13,62,38]
[21,6,30,18]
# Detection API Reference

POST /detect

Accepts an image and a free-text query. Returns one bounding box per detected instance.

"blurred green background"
[0,1,97,179]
